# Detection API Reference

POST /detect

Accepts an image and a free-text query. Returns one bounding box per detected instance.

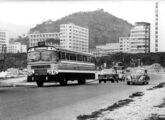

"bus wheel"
[78,78,86,85]
[60,79,67,86]
[36,81,44,87]
[99,80,102,84]
[27,76,32,82]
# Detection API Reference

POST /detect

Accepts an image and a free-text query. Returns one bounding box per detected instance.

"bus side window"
[87,56,91,63]
[91,57,95,63]
[66,53,69,60]
[61,52,65,60]
[83,56,87,62]
[77,55,83,61]
[70,54,76,61]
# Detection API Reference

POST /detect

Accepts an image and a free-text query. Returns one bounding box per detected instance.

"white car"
[126,68,150,85]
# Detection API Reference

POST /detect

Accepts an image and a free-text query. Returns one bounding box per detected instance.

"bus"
[27,42,96,87]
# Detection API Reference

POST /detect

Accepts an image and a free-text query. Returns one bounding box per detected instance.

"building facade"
[60,23,89,52]
[0,30,9,53]
[90,43,120,57]
[96,43,120,54]
[29,32,60,47]
[130,22,150,53]
[8,42,27,53]
[119,37,130,53]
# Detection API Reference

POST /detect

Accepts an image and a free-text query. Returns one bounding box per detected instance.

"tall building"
[29,32,60,47]
[119,37,130,53]
[0,30,9,53]
[155,2,159,52]
[60,23,89,52]
[8,42,27,53]
[130,22,150,53]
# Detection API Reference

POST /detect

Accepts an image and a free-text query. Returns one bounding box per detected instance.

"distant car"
[126,68,150,85]
[98,68,119,83]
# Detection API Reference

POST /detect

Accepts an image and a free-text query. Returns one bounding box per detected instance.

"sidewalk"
[76,83,165,120]
[0,76,36,87]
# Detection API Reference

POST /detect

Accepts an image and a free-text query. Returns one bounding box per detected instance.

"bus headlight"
[47,69,58,75]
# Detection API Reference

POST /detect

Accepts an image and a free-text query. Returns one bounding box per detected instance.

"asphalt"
[0,72,164,120]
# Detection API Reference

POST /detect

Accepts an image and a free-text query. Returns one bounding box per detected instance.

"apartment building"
[0,30,9,53]
[119,37,130,53]
[8,42,27,53]
[60,23,89,52]
[130,22,150,53]
[29,32,60,47]
[96,43,120,54]
[90,43,120,57]
[90,48,106,57]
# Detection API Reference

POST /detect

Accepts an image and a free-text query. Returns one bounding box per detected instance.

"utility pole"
[155,2,159,52]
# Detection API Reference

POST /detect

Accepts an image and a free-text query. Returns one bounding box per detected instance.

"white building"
[90,48,106,57]
[29,32,60,47]
[21,45,27,53]
[90,43,120,57]
[60,23,89,52]
[119,37,130,53]
[0,30,9,53]
[96,43,120,54]
[130,22,150,53]
[8,42,27,53]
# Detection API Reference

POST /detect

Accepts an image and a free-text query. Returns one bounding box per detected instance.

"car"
[126,68,150,85]
[98,68,119,83]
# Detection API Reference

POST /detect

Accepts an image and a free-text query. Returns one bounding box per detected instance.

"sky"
[0,0,164,52]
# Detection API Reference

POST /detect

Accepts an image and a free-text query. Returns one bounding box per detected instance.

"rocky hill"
[30,9,133,48]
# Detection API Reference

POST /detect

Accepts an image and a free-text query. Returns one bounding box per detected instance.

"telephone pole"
[155,2,159,52]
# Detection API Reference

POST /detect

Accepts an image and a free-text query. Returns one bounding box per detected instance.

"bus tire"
[36,81,44,87]
[99,80,102,84]
[60,79,67,86]
[27,76,32,82]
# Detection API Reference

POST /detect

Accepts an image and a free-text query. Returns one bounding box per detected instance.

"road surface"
[0,72,164,120]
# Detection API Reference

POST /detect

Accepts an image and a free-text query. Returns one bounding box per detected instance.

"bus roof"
[28,45,94,57]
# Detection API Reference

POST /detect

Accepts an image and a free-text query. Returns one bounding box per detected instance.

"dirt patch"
[154,98,165,108]
[145,114,165,120]
[76,99,133,120]
[147,83,165,90]
[129,92,144,98]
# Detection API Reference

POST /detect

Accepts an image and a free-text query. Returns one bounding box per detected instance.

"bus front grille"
[34,69,47,75]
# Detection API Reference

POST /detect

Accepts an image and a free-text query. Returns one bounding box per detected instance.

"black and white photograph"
[0,0,165,120]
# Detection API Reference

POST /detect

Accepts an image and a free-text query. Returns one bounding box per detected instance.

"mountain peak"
[30,9,133,48]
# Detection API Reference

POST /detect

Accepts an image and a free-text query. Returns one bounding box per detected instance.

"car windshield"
[41,51,58,61]
[131,69,144,74]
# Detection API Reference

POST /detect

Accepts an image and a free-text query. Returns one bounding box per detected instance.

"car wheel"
[127,82,130,85]
[143,82,146,85]
[99,80,102,84]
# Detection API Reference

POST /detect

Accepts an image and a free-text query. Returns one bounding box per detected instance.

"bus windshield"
[41,51,58,61]
[28,51,40,62]
[28,51,58,62]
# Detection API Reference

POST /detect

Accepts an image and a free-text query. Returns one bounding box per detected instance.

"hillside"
[30,9,133,48]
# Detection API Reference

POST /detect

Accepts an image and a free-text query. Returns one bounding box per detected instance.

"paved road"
[0,72,164,120]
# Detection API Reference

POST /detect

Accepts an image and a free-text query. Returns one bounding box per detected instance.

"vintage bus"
[27,42,96,87]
